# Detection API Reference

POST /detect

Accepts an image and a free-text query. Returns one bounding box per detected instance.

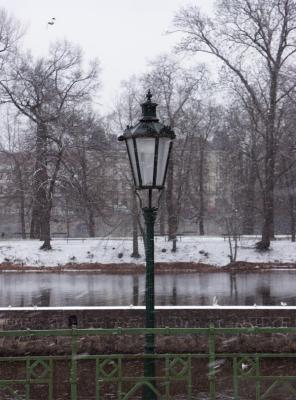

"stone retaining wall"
[0,307,294,330]
[0,308,295,355]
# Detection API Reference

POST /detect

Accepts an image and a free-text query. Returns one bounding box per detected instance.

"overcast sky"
[0,0,214,113]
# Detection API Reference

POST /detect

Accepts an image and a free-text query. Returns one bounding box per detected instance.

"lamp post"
[118,90,175,399]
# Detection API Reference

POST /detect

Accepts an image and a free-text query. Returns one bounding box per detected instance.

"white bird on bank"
[212,296,219,306]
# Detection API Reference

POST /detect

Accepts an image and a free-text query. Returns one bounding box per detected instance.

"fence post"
[71,328,78,400]
[209,324,216,400]
[255,355,260,400]
[233,356,239,399]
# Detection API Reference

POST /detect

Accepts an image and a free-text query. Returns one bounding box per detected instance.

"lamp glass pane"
[136,137,156,186]
[156,137,171,186]
[126,138,139,186]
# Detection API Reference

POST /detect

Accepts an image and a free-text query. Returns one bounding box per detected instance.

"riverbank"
[0,236,295,272]
[0,260,295,273]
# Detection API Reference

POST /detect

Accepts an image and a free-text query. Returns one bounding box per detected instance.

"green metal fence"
[0,326,295,399]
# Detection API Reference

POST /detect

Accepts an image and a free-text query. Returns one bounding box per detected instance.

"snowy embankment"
[0,236,294,268]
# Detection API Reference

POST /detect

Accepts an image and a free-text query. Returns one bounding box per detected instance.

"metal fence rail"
[0,326,295,399]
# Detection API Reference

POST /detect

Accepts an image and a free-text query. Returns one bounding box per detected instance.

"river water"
[0,271,295,307]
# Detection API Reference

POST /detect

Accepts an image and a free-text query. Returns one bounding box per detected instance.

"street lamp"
[118,90,175,399]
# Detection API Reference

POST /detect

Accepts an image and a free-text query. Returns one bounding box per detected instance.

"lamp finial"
[146,89,152,102]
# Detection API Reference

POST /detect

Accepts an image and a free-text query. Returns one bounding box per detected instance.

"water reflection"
[132,275,139,306]
[0,271,295,307]
[230,273,238,303]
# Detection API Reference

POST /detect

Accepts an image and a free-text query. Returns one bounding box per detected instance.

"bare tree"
[60,110,112,237]
[0,40,99,249]
[0,108,31,238]
[174,0,296,250]
[0,8,23,68]
[112,77,143,257]
[0,8,26,237]
[225,209,240,263]
[184,100,220,235]
[222,101,261,235]
[143,54,206,251]
[276,104,296,241]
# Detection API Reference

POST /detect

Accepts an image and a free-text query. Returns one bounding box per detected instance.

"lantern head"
[118,90,175,191]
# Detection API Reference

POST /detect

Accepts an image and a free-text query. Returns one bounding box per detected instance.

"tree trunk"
[31,121,63,250]
[138,218,146,254]
[131,192,140,258]
[284,165,296,243]
[242,160,256,235]
[15,161,26,239]
[159,191,166,236]
[257,137,275,250]
[166,154,178,252]
[198,147,205,236]
[30,213,39,238]
[19,190,26,239]
[257,75,277,251]
[40,205,52,250]
[40,142,63,249]
[87,208,95,237]
[30,122,48,240]
[290,202,296,242]
[65,204,70,238]
[259,179,274,250]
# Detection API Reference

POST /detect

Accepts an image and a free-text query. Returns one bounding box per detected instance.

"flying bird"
[48,17,56,26]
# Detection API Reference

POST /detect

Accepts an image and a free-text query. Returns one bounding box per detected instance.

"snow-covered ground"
[0,236,294,267]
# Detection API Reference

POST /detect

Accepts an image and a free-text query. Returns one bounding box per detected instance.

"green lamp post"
[118,90,175,399]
